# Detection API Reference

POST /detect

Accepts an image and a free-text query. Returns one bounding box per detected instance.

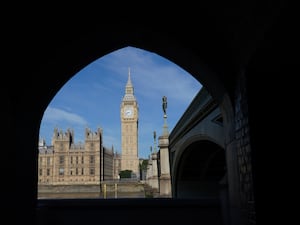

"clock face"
[124,107,133,117]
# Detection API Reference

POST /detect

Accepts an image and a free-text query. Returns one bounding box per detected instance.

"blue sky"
[39,46,202,159]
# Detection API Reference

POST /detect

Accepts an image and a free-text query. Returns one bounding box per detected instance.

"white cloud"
[43,107,87,125]
[95,46,202,105]
[134,65,201,104]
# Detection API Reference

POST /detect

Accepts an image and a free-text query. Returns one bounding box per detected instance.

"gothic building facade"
[38,127,120,186]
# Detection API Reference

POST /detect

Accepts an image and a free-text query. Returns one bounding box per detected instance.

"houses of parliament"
[38,70,140,186]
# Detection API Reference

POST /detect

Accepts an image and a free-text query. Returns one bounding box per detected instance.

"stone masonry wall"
[234,71,256,225]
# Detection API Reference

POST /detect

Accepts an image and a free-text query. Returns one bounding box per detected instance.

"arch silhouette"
[11,8,292,222]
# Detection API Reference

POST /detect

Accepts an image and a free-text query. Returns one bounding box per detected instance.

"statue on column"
[162,96,167,117]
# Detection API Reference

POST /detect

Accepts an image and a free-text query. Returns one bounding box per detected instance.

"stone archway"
[16,27,238,225]
[174,140,226,199]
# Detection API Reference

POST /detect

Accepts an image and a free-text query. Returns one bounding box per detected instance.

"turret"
[51,128,74,150]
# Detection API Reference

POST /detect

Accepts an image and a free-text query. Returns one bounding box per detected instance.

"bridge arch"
[37,30,237,215]
[172,134,224,184]
[173,139,226,199]
[36,27,237,202]
[15,23,240,225]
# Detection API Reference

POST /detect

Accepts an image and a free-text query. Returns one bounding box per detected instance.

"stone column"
[158,96,172,197]
[221,93,242,225]
[145,157,153,186]
[158,129,172,197]
[150,152,159,191]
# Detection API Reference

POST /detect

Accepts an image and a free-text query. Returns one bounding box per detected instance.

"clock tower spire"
[123,67,136,101]
[120,68,139,178]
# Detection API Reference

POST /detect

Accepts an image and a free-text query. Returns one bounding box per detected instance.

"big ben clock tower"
[120,68,139,178]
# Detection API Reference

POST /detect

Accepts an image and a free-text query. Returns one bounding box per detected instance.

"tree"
[140,159,148,171]
[119,170,132,178]
[139,160,149,180]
